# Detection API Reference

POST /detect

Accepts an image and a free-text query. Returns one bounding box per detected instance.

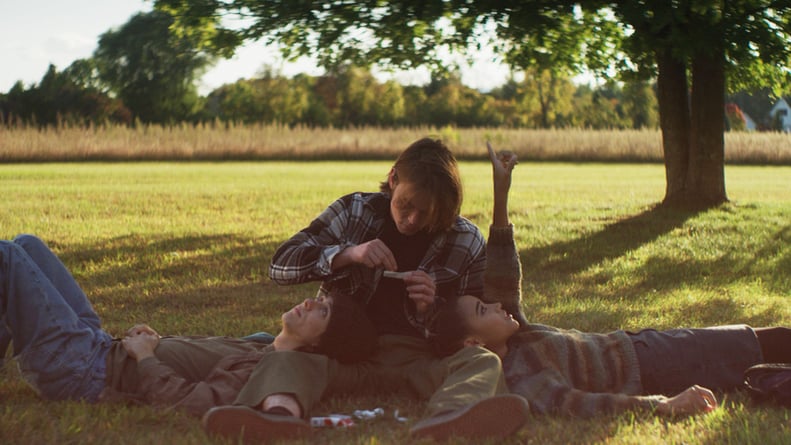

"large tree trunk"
[655,50,691,204]
[656,49,728,209]
[687,48,728,207]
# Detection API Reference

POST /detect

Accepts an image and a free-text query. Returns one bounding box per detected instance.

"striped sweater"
[484,225,665,418]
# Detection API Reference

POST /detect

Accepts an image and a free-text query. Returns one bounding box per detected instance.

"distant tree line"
[0,9,661,130]
[0,9,766,131]
[1,63,664,130]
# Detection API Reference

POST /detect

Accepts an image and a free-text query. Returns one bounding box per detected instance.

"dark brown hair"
[313,291,377,363]
[428,298,470,357]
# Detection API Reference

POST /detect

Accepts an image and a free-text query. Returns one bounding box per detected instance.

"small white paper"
[383,270,409,280]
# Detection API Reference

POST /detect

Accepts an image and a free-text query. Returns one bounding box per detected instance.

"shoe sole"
[409,394,529,441]
[202,406,311,444]
[745,363,791,407]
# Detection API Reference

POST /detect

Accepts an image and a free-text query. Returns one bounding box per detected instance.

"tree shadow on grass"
[521,203,790,330]
[521,204,698,281]
[745,223,791,296]
[53,233,318,336]
[520,204,698,318]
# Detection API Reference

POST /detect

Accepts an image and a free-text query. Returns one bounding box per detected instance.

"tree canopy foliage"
[0,64,130,126]
[92,10,220,123]
[153,0,791,208]
[153,1,791,88]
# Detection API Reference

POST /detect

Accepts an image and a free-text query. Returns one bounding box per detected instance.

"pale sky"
[0,0,516,95]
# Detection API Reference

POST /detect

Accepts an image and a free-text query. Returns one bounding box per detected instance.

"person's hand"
[402,270,437,316]
[125,324,159,338]
[487,141,517,227]
[487,141,517,196]
[122,332,160,362]
[335,239,398,271]
[658,385,718,416]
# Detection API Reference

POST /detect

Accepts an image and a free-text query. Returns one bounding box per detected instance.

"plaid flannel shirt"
[269,192,486,334]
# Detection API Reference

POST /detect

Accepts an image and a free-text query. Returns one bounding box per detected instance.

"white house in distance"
[742,111,757,131]
[769,97,791,132]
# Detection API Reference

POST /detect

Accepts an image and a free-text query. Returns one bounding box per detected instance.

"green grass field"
[1,161,789,444]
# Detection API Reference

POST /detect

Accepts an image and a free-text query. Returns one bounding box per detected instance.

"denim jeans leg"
[13,234,102,330]
[630,325,763,395]
[0,239,111,401]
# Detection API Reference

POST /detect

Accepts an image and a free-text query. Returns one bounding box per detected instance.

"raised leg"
[13,234,102,330]
[0,236,111,401]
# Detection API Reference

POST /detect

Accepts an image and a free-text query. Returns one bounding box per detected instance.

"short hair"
[313,291,377,363]
[379,138,463,233]
[427,298,470,357]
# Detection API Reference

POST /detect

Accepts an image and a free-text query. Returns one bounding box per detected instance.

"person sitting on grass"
[428,147,791,418]
[200,141,532,444]
[0,233,377,423]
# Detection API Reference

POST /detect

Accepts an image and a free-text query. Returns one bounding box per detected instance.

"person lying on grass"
[0,234,377,418]
[428,149,791,419]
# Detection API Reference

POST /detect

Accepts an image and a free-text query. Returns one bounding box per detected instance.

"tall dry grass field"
[1,123,790,163]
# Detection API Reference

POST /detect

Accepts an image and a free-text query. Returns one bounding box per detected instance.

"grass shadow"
[50,234,316,336]
[520,204,790,330]
[521,204,699,280]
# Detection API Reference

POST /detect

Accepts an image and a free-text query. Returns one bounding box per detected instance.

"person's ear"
[463,336,484,348]
[388,168,397,189]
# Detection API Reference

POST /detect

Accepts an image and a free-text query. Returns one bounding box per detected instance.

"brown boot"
[202,405,312,444]
[409,394,530,441]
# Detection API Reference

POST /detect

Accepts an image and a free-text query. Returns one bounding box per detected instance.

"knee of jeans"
[13,234,47,253]
[1,238,28,260]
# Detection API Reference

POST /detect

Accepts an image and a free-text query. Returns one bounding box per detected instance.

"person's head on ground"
[380,138,463,235]
[429,295,519,358]
[279,291,376,363]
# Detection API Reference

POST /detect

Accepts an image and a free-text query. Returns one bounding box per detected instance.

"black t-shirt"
[365,212,432,337]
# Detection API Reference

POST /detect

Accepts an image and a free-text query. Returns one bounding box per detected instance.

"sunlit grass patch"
[1,161,789,444]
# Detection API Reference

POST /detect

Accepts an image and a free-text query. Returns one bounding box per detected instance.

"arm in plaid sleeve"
[269,193,382,285]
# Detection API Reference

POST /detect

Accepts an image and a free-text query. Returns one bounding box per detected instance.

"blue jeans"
[0,234,112,401]
[630,324,762,396]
